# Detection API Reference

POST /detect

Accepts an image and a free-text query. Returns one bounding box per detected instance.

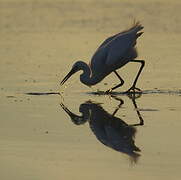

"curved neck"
[79,62,93,86]
[76,61,103,86]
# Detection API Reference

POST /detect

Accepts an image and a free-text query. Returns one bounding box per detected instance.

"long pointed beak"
[60,68,76,86]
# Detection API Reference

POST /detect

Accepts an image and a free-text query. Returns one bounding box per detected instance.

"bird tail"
[132,21,144,32]
[130,21,144,40]
[136,31,144,38]
[130,21,144,37]
[121,21,144,37]
[134,21,144,38]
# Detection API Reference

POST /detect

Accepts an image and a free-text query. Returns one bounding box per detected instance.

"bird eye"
[73,65,77,70]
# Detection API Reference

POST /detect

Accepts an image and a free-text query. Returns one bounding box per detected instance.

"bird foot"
[125,86,142,94]
[125,87,142,99]
[105,89,113,94]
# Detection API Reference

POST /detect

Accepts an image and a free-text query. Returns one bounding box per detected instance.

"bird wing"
[90,33,122,73]
[90,22,143,72]
[105,33,134,66]
[97,33,120,50]
[105,22,143,66]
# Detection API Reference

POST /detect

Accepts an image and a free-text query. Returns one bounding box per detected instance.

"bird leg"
[126,60,145,94]
[105,71,124,94]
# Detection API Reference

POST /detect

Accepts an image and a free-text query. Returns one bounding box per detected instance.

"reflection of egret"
[60,95,144,163]
[60,22,145,93]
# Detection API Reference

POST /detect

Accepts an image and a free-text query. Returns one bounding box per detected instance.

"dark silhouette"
[60,95,144,163]
[60,22,144,93]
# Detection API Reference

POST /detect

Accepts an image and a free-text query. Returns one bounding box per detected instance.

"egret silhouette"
[60,22,145,93]
[60,95,144,163]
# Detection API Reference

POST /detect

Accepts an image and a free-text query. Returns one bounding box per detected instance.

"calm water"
[1,90,181,180]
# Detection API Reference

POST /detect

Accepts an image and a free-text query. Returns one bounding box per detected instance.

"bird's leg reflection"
[110,94,144,127]
[126,93,144,126]
[111,96,124,116]
[131,97,144,126]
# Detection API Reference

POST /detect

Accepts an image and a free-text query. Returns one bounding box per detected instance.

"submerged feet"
[125,86,142,94]
[105,86,142,94]
[105,89,113,94]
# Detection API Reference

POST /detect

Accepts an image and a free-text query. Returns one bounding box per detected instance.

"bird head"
[60,61,82,86]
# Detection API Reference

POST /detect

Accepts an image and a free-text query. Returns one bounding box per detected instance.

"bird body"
[60,22,144,93]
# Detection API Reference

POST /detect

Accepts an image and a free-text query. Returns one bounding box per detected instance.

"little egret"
[60,22,145,93]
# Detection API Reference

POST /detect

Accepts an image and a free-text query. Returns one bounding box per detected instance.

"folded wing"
[105,22,144,66]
